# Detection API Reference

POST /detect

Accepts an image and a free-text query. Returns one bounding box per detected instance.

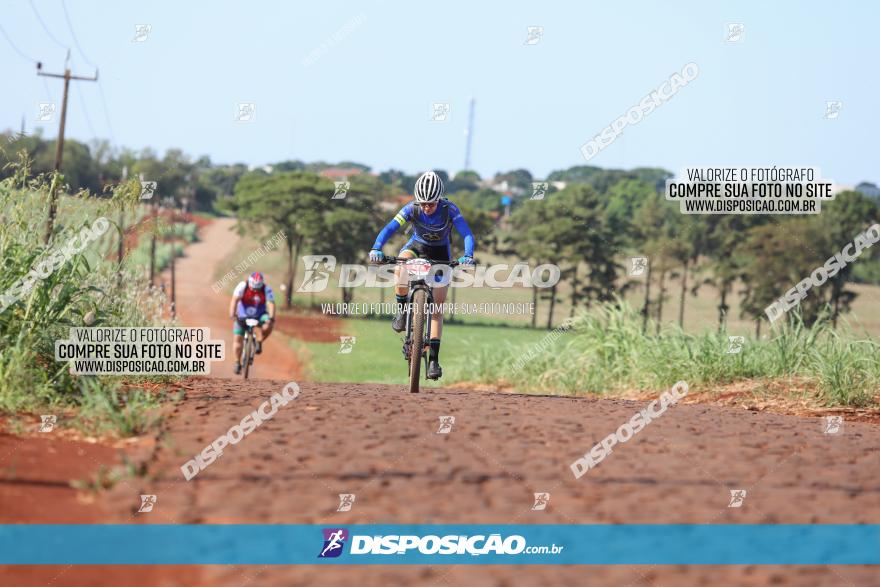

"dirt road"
[168,218,302,380]
[7,378,876,586]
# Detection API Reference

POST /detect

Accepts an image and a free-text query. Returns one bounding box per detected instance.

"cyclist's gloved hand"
[369,249,385,263]
[457,255,475,266]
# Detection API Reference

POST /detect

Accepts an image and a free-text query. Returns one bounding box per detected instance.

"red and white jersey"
[233,281,274,318]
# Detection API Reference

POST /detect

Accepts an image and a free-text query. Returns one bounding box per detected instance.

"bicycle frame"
[378,257,460,379]
[241,317,260,379]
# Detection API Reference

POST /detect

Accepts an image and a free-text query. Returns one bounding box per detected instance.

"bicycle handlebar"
[375,256,461,267]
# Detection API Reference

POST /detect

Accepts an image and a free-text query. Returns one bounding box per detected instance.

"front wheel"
[242,334,252,380]
[408,288,427,393]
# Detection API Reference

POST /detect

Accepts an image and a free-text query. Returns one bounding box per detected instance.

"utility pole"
[37,53,98,243]
[149,200,157,287]
[168,198,177,319]
[117,167,128,288]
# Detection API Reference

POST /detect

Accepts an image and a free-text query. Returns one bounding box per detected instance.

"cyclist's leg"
[395,240,418,297]
[431,284,447,339]
[428,243,452,340]
[425,244,451,378]
[257,313,272,341]
[391,242,418,331]
[232,318,245,363]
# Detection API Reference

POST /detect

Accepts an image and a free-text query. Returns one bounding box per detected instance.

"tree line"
[5,130,879,331]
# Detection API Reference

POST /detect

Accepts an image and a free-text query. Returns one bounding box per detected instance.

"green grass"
[0,161,173,436]
[455,301,880,407]
[288,317,550,387]
[74,378,162,436]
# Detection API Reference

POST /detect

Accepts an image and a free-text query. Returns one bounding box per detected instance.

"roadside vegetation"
[0,155,174,436]
[455,301,880,407]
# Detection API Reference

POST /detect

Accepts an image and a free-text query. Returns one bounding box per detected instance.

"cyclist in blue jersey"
[369,171,476,380]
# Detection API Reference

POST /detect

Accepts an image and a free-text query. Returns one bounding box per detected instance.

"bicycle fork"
[402,285,433,365]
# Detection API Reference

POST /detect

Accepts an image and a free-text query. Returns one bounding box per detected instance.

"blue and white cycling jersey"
[372,199,475,255]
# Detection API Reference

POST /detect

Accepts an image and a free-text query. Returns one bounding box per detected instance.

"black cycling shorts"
[399,240,451,262]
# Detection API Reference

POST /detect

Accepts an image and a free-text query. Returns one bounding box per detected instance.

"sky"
[1,0,878,184]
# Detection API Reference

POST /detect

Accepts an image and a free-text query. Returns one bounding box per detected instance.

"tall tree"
[223,171,329,308]
[814,191,880,326]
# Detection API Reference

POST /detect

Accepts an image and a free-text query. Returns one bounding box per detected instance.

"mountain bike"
[240,318,261,379]
[378,257,459,393]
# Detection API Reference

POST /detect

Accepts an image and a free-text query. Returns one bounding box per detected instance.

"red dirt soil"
[273,312,341,343]
[4,379,879,586]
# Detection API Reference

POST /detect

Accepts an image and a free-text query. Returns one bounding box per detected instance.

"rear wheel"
[242,333,252,379]
[408,289,426,393]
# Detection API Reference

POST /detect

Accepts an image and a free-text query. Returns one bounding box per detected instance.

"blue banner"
[0,525,877,565]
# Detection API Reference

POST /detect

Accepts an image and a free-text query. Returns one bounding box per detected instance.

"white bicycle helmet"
[247,271,265,290]
[413,171,444,204]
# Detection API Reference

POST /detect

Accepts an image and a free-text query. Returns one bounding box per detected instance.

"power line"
[60,0,95,68]
[67,53,98,140]
[58,0,114,142]
[0,23,39,63]
[41,76,55,102]
[96,82,116,142]
[74,74,98,140]
[30,0,69,51]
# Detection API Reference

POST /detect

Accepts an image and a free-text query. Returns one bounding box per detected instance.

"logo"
[570,381,689,479]
[437,415,455,434]
[298,258,561,291]
[727,335,745,354]
[338,336,356,354]
[236,102,256,123]
[822,415,843,435]
[138,494,157,512]
[726,23,744,43]
[37,103,56,123]
[824,100,842,120]
[531,492,550,511]
[180,382,300,481]
[39,415,57,432]
[765,224,880,323]
[337,493,356,512]
[530,182,548,200]
[331,181,350,200]
[728,489,747,508]
[430,102,451,122]
[6,131,27,144]
[580,62,699,161]
[132,24,152,42]
[318,528,349,558]
[629,257,648,277]
[524,26,544,45]
[140,181,157,200]
[297,255,337,293]
[349,533,537,556]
